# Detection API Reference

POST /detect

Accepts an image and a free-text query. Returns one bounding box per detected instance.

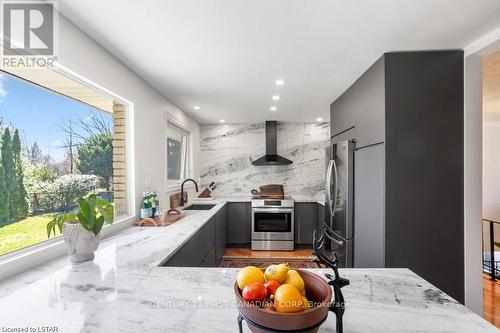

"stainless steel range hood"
[252,121,293,166]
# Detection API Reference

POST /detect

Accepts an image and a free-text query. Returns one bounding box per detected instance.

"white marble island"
[0,203,496,332]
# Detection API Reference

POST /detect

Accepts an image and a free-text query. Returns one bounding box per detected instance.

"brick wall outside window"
[112,102,127,216]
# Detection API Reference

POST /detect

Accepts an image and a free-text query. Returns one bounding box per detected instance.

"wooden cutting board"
[170,192,188,209]
[137,209,185,227]
[259,184,284,199]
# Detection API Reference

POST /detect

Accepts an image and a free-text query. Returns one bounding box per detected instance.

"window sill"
[0,215,136,281]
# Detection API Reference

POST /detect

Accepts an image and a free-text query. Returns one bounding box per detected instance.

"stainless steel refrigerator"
[324,139,355,267]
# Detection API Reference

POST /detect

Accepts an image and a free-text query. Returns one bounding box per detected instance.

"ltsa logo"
[2,0,55,55]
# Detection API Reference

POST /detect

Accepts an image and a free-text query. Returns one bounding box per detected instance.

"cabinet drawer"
[163,217,215,266]
[201,246,216,267]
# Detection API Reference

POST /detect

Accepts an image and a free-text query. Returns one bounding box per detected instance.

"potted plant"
[47,194,114,262]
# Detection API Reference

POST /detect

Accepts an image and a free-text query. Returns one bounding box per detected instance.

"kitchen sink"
[182,204,216,210]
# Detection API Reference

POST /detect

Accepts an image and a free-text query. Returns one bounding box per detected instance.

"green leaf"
[86,194,97,212]
[92,215,105,235]
[97,203,114,225]
[46,218,56,238]
[77,198,94,230]
[77,211,92,233]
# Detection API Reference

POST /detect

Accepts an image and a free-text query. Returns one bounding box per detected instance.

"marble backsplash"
[200,122,330,200]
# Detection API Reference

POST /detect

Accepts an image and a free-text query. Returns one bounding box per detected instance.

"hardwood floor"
[483,274,500,328]
[223,247,315,259]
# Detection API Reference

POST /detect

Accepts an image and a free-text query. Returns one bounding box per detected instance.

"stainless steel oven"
[251,199,294,250]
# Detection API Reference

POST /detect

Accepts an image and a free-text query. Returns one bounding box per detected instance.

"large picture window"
[167,122,190,183]
[0,71,123,256]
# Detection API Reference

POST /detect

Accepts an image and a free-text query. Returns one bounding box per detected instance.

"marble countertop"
[192,196,325,204]
[0,201,496,332]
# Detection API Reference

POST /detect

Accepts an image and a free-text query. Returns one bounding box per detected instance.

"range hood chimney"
[252,121,293,166]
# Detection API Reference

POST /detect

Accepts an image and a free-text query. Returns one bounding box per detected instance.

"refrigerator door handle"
[331,159,338,219]
[325,160,334,217]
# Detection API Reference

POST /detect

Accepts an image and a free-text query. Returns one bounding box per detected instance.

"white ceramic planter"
[62,222,101,262]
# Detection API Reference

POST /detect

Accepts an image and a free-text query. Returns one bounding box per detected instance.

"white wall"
[483,115,500,220]
[483,114,500,257]
[464,54,483,315]
[56,14,201,213]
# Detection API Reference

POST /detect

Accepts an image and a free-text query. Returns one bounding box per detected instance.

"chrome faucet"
[180,178,198,206]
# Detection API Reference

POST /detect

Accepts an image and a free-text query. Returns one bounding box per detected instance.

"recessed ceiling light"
[193,106,201,110]
[272,95,280,100]
[219,119,225,123]
[270,106,277,111]
[317,117,323,122]
[275,79,285,86]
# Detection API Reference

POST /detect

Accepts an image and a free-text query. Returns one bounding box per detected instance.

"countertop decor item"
[198,188,212,198]
[46,194,114,262]
[170,192,188,209]
[254,184,284,199]
[198,182,217,199]
[235,269,332,333]
[234,229,349,333]
[137,209,185,227]
[312,229,349,333]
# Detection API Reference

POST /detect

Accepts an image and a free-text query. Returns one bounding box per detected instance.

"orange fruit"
[237,266,265,290]
[274,284,304,313]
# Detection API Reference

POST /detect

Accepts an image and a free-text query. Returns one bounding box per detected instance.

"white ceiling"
[59,0,500,124]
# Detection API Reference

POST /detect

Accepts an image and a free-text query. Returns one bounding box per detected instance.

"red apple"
[242,282,268,302]
[264,280,281,295]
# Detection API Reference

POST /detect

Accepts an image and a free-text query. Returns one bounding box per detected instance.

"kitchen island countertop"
[0,201,496,332]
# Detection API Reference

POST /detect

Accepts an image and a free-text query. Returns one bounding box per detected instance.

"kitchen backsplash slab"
[200,122,330,199]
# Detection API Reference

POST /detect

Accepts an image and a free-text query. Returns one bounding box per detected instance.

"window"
[0,71,125,257]
[167,121,190,183]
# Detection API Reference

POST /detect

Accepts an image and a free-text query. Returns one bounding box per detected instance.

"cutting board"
[170,192,188,209]
[137,209,185,227]
[259,184,284,199]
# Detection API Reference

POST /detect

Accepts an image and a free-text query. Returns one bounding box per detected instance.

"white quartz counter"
[0,201,496,333]
[194,196,325,204]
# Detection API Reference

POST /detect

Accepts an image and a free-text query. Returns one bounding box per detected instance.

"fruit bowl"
[234,269,332,333]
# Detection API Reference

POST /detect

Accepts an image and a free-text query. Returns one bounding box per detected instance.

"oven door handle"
[252,208,294,213]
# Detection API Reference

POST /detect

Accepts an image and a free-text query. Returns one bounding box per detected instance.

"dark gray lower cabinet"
[161,204,228,267]
[294,203,318,245]
[227,202,251,245]
[216,204,228,241]
[162,216,216,267]
[215,204,228,263]
[215,238,226,264]
[201,246,216,267]
[317,203,325,236]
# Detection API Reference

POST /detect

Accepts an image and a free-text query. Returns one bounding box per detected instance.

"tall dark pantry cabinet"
[330,51,464,302]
